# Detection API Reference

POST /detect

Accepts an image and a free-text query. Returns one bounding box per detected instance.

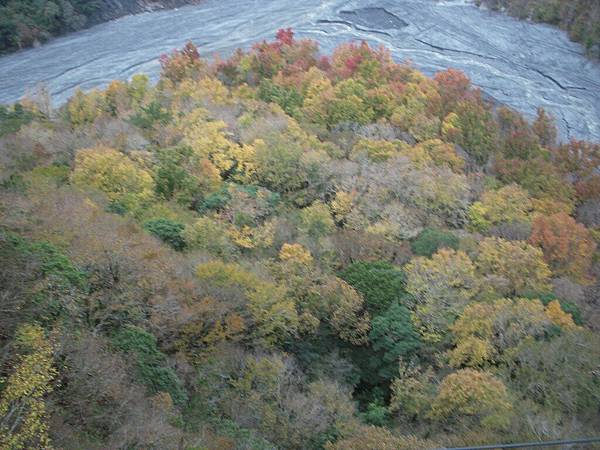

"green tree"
[196,261,299,345]
[447,297,573,368]
[307,78,375,127]
[143,218,186,251]
[299,201,335,239]
[411,227,459,257]
[111,325,187,405]
[154,146,202,205]
[339,261,406,315]
[0,15,18,53]
[67,88,105,126]
[389,362,436,421]
[468,184,533,231]
[320,277,371,345]
[442,97,497,164]
[130,100,172,129]
[369,303,420,380]
[183,215,235,256]
[258,80,304,117]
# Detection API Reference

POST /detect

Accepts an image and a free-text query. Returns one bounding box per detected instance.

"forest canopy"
[1,30,600,449]
[0,0,98,53]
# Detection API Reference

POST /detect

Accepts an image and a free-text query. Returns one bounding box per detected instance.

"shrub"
[143,218,186,251]
[411,228,459,257]
[130,101,172,129]
[0,103,36,137]
[111,325,187,405]
[258,80,303,117]
[197,185,231,212]
[299,201,335,239]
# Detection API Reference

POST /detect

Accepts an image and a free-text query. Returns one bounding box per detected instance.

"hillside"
[1,31,600,449]
[0,0,199,54]
[477,0,600,58]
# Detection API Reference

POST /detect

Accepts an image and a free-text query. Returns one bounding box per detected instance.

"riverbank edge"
[474,0,600,60]
[0,0,203,57]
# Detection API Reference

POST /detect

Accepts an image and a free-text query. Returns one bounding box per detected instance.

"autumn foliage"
[1,30,600,449]
[529,212,597,283]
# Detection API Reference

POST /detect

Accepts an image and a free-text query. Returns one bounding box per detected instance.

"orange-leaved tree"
[529,212,597,283]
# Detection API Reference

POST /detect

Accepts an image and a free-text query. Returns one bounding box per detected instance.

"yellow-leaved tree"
[475,237,551,297]
[196,261,299,345]
[71,146,155,212]
[468,184,532,231]
[321,277,371,345]
[405,248,479,339]
[413,139,464,172]
[178,108,256,181]
[429,369,513,431]
[0,325,57,450]
[448,297,575,368]
[67,88,105,126]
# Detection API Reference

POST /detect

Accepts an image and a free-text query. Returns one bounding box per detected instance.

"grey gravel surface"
[0,0,598,142]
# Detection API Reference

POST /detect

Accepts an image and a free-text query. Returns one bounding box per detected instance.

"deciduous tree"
[529,212,597,283]
[476,237,551,296]
[71,146,155,212]
[0,325,57,450]
[429,369,513,431]
[405,249,479,337]
[468,184,533,231]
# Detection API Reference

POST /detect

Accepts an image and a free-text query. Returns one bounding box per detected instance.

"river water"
[0,0,599,142]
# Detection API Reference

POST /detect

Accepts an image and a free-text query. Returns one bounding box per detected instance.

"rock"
[356,123,398,141]
[398,132,416,146]
[576,200,600,228]
[339,7,408,30]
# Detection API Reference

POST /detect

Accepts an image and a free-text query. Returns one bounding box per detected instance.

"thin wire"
[439,437,600,450]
